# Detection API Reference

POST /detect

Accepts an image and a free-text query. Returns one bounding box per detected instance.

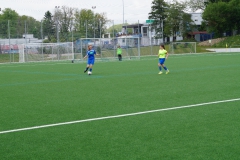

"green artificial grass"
[0,52,240,159]
[213,35,240,48]
[0,53,19,63]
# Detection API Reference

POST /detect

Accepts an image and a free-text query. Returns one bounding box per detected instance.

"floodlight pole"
[85,20,88,38]
[55,6,60,43]
[99,20,101,38]
[55,6,61,60]
[112,20,115,57]
[8,20,11,61]
[125,20,128,57]
[92,6,96,39]
[122,0,124,27]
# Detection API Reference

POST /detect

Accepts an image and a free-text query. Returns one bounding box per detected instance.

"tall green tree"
[95,12,108,38]
[74,9,108,38]
[0,8,19,38]
[74,9,93,38]
[53,6,76,42]
[229,0,240,34]
[202,1,234,37]
[148,0,168,42]
[164,0,193,41]
[18,15,41,39]
[42,11,55,42]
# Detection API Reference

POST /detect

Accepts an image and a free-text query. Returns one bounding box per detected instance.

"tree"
[164,0,193,41]
[74,9,108,38]
[52,6,76,42]
[95,12,108,38]
[229,0,240,34]
[107,24,122,36]
[42,11,55,42]
[0,8,41,39]
[0,8,19,38]
[148,0,168,42]
[185,0,206,12]
[202,1,233,37]
[186,0,232,12]
[74,9,94,38]
[18,15,41,39]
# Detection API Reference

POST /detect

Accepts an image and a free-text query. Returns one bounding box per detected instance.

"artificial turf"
[0,52,240,159]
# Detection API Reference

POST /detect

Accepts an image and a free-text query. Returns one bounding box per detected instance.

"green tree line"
[186,0,240,37]
[148,0,194,42]
[148,0,240,42]
[202,0,240,37]
[0,6,109,43]
[0,8,41,39]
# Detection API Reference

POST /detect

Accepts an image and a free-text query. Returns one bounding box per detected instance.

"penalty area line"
[1,98,240,135]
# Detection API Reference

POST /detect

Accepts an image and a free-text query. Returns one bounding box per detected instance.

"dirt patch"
[198,38,225,46]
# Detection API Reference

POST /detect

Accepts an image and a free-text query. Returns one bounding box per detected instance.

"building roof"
[122,24,144,28]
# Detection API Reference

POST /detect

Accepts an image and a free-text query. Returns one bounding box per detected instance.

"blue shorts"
[87,59,95,65]
[159,58,165,65]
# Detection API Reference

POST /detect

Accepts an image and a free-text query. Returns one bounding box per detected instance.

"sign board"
[146,19,154,24]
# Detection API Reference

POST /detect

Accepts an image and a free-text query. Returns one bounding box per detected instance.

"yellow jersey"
[158,49,168,58]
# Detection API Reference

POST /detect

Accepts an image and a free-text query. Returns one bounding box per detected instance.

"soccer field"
[1,53,240,159]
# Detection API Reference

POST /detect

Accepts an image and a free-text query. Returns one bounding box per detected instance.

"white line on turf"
[0,98,240,135]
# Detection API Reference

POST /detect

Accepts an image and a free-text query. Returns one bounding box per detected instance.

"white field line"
[1,98,240,135]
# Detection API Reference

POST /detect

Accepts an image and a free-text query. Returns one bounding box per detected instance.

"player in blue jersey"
[83,45,99,75]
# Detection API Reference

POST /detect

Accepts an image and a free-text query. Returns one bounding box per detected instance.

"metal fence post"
[8,20,11,62]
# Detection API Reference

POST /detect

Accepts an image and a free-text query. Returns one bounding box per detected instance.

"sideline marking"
[1,98,240,135]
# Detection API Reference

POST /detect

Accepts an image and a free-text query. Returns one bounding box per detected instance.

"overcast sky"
[1,0,176,24]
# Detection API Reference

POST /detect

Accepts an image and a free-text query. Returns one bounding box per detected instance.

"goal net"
[74,37,140,62]
[169,42,196,54]
[18,42,74,63]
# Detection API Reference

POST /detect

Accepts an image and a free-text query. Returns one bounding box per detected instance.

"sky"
[0,0,175,25]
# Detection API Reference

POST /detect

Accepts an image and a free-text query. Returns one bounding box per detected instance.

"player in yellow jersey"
[158,44,169,74]
[117,45,122,61]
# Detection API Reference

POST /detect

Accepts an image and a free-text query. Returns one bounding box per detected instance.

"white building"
[118,23,183,46]
[191,13,203,26]
[114,13,204,46]
[0,34,43,45]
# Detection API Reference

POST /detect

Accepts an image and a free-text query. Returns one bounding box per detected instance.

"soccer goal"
[74,37,140,62]
[18,42,74,63]
[169,42,196,54]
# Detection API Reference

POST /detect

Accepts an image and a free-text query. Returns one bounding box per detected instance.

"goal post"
[169,42,196,54]
[18,42,74,63]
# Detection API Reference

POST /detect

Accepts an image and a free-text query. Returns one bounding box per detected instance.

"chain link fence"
[0,19,164,63]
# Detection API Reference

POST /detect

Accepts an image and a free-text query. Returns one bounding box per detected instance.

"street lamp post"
[122,0,124,27]
[112,20,115,57]
[55,6,60,44]
[55,6,61,60]
[125,20,128,57]
[92,6,96,39]
[99,20,102,38]
[85,20,87,38]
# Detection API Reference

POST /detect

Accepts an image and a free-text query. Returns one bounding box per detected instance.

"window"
[143,27,148,37]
